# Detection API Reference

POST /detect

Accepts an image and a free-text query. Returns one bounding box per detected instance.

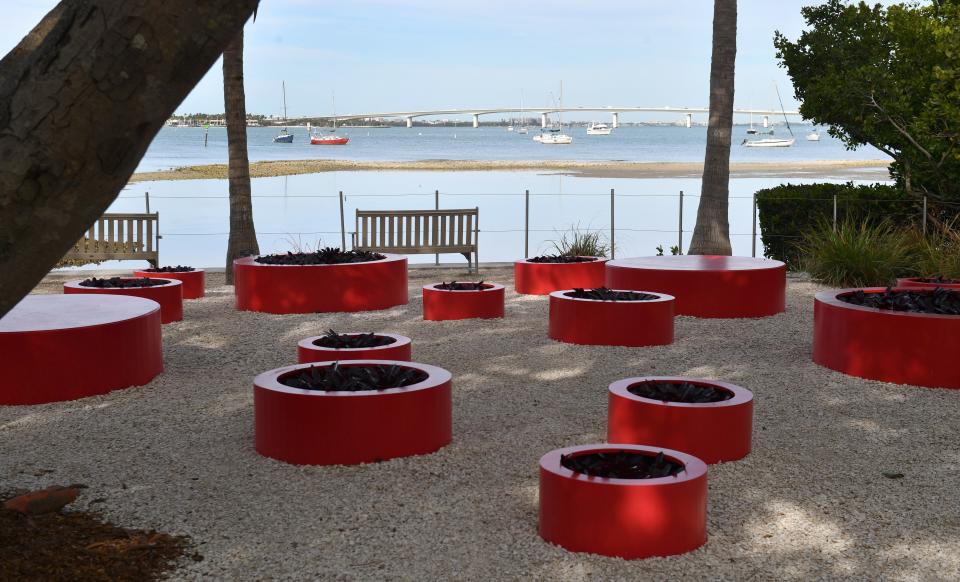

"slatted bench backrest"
[61,213,159,266]
[354,208,478,255]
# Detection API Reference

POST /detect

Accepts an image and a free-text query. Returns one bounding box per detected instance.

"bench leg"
[461,252,473,274]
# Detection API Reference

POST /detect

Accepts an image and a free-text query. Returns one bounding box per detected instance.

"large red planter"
[515,257,608,295]
[0,295,163,405]
[606,256,786,318]
[134,269,205,299]
[548,290,674,346]
[297,333,412,363]
[234,254,408,314]
[254,360,452,465]
[539,444,707,559]
[607,377,753,464]
[896,277,960,291]
[422,283,505,320]
[64,278,183,324]
[814,288,960,389]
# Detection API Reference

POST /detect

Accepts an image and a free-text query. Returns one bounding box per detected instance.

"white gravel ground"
[4,267,960,581]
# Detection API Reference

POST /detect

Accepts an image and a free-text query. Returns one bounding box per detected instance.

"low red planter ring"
[297,333,412,363]
[606,255,786,318]
[813,288,960,389]
[134,269,205,299]
[539,444,707,559]
[234,254,408,314]
[896,277,960,291]
[64,279,183,324]
[548,290,674,346]
[514,257,608,295]
[0,295,163,405]
[422,283,505,320]
[607,377,753,463]
[254,360,452,465]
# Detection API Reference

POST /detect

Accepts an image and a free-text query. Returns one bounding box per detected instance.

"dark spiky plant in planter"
[565,288,659,301]
[560,450,683,479]
[255,248,386,265]
[313,330,396,349]
[434,281,487,291]
[141,265,196,273]
[627,380,734,404]
[527,255,598,264]
[79,277,168,288]
[280,362,428,392]
[840,287,960,315]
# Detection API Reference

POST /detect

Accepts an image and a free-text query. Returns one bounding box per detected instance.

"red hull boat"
[310,135,349,145]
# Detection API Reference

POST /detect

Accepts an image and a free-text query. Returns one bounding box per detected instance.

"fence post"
[678,190,684,254]
[751,193,757,258]
[610,188,616,259]
[524,189,530,258]
[922,196,928,235]
[832,193,838,233]
[435,189,440,265]
[339,190,346,250]
[145,191,151,213]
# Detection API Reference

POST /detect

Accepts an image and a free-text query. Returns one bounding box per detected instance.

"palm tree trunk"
[688,0,737,256]
[222,29,259,284]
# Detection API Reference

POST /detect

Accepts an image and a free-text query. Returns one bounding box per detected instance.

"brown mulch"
[0,490,198,581]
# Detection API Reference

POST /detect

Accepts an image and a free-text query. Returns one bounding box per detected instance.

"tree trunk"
[222,30,258,284]
[688,0,737,256]
[0,0,259,319]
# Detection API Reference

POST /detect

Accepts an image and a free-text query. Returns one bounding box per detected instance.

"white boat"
[806,130,821,141]
[273,81,294,143]
[506,124,514,132]
[538,81,573,145]
[517,127,529,135]
[586,122,612,135]
[742,137,795,148]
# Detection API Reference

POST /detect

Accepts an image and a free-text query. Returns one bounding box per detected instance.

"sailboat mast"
[775,83,793,137]
[559,81,563,130]
[282,81,287,121]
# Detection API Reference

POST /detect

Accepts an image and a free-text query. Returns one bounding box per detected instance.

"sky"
[0,1,905,122]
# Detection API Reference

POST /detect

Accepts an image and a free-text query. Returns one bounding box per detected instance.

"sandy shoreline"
[130,158,891,182]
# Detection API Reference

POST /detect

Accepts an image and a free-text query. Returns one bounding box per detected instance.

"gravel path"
[4,268,960,581]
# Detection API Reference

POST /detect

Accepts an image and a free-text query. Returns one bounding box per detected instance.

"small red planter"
[63,278,183,324]
[539,444,707,559]
[254,360,452,465]
[606,255,786,318]
[134,269,205,299]
[814,288,960,389]
[548,290,674,346]
[422,283,505,321]
[896,277,960,291]
[607,377,753,464]
[234,254,408,314]
[297,333,412,363]
[515,257,608,295]
[0,295,163,405]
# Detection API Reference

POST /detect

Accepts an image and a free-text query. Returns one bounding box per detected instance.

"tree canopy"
[774,0,960,202]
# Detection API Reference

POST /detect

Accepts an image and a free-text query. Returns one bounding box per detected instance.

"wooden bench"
[60,212,160,268]
[352,208,479,272]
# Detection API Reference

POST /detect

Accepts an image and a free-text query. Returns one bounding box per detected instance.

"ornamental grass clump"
[560,450,683,479]
[313,330,395,349]
[565,288,658,301]
[548,224,610,258]
[79,277,167,288]
[256,248,385,265]
[280,363,428,392]
[912,218,960,280]
[839,287,960,315]
[627,381,734,403]
[799,220,917,287]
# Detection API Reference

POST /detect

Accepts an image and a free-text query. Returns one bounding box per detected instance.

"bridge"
[288,106,801,129]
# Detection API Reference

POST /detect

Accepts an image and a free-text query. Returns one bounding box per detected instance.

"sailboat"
[806,128,821,141]
[517,91,529,134]
[311,93,349,145]
[537,82,573,144]
[273,81,294,143]
[743,84,795,148]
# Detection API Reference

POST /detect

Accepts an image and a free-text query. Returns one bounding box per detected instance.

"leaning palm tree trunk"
[689,0,737,256]
[223,29,259,284]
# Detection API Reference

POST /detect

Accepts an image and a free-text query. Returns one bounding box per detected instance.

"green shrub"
[912,218,960,279]
[549,224,611,258]
[800,220,918,287]
[755,182,918,268]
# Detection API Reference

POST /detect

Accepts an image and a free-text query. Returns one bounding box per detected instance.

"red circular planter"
[814,288,960,389]
[607,377,753,464]
[297,333,412,363]
[606,256,786,318]
[0,295,163,405]
[896,277,960,291]
[254,360,452,465]
[422,283,505,320]
[539,444,707,559]
[514,257,608,295]
[548,290,674,346]
[134,269,205,299]
[63,278,183,324]
[234,254,408,314]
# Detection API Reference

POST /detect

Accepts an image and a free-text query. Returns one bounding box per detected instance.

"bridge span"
[287,106,801,129]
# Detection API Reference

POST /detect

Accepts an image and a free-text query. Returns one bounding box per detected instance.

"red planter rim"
[548,289,674,303]
[515,256,607,265]
[236,254,404,269]
[609,376,752,410]
[64,278,182,290]
[423,282,505,293]
[540,444,707,487]
[297,333,409,353]
[255,359,451,397]
[817,288,960,321]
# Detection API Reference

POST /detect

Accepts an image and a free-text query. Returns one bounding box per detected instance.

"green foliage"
[549,224,610,258]
[912,218,960,279]
[755,182,918,268]
[800,220,918,287]
[774,1,960,200]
